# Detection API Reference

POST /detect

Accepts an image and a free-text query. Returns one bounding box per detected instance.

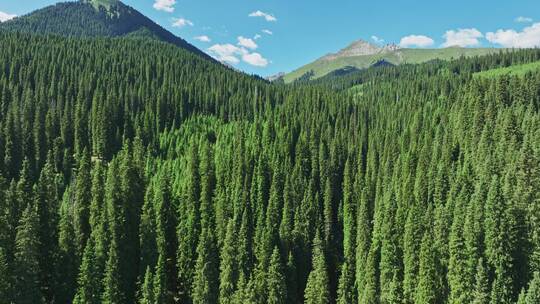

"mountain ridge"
[0,0,212,60]
[321,39,401,61]
[283,39,504,83]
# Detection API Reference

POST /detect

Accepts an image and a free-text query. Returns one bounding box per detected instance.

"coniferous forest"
[1,5,540,304]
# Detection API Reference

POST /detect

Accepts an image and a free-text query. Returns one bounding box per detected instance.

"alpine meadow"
[1,1,540,304]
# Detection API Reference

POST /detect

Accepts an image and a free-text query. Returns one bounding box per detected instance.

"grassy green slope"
[473,60,540,78]
[284,47,503,83]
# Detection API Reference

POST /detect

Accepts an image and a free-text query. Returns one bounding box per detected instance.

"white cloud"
[237,36,258,50]
[262,29,273,35]
[442,28,483,47]
[242,52,269,67]
[153,0,176,12]
[371,35,385,44]
[516,16,533,23]
[254,34,262,40]
[207,43,269,67]
[399,35,435,48]
[249,10,277,22]
[0,11,16,22]
[172,18,194,28]
[194,35,211,42]
[208,44,247,64]
[486,22,540,48]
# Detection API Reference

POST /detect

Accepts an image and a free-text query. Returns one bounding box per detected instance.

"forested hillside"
[0,0,209,59]
[1,29,540,304]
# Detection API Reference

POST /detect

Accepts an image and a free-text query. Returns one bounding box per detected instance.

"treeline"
[0,31,540,304]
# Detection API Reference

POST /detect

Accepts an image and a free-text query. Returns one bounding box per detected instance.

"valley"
[0,1,539,304]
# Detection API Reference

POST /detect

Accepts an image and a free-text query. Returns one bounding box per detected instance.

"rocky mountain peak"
[321,39,401,61]
[382,43,401,52]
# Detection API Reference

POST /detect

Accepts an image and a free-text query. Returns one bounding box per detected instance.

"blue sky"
[1,0,540,77]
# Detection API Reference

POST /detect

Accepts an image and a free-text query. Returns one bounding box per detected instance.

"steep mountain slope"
[283,39,503,83]
[0,0,210,60]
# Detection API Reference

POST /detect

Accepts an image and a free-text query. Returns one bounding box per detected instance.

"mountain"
[0,0,210,60]
[266,72,286,82]
[2,0,540,302]
[283,39,503,83]
[321,40,400,61]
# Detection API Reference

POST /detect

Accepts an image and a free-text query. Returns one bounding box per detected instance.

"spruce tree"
[355,184,372,300]
[279,177,295,253]
[57,187,78,303]
[102,240,125,304]
[89,161,105,232]
[16,158,33,211]
[237,204,253,281]
[177,142,201,303]
[304,230,330,304]
[192,228,219,304]
[139,182,158,284]
[139,267,155,304]
[154,174,176,296]
[403,204,423,304]
[34,156,59,303]
[117,143,145,303]
[341,158,356,264]
[13,204,43,304]
[485,176,515,304]
[267,247,287,304]
[472,258,490,304]
[219,221,237,304]
[199,140,216,229]
[337,261,355,304]
[153,254,169,304]
[358,241,379,304]
[264,167,284,263]
[415,231,441,304]
[74,235,102,304]
[73,148,92,254]
[379,191,402,304]
[448,184,471,303]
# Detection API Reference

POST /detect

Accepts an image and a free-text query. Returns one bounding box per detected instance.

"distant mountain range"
[0,1,511,83]
[0,0,211,60]
[281,39,504,83]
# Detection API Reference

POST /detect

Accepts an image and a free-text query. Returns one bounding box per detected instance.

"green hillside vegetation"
[474,60,540,78]
[284,47,503,83]
[2,1,540,302]
[1,26,540,304]
[0,0,210,59]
